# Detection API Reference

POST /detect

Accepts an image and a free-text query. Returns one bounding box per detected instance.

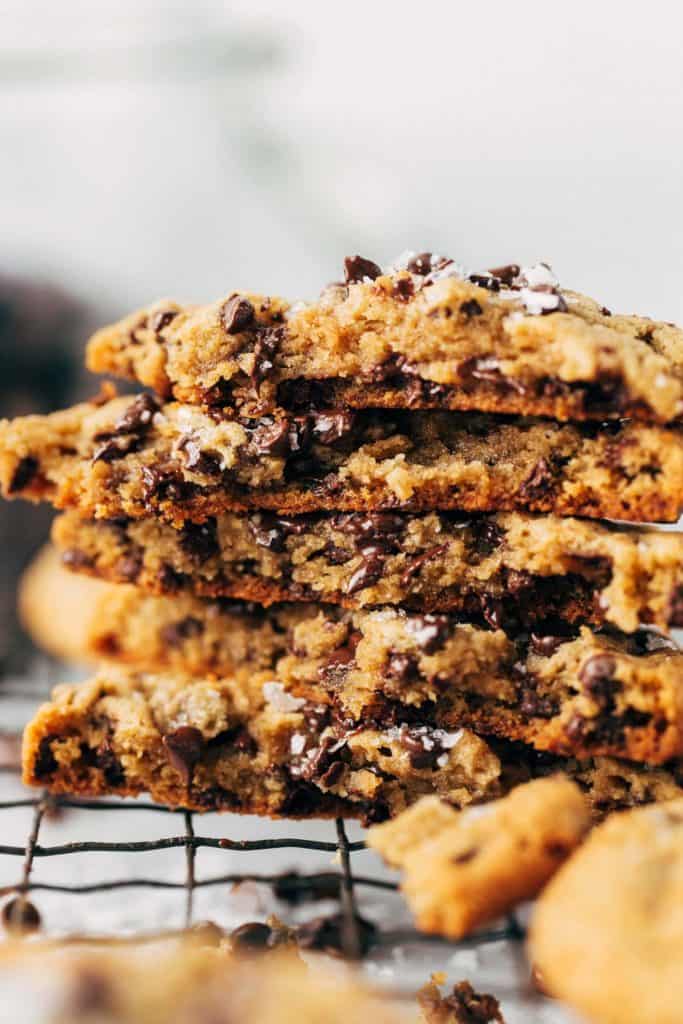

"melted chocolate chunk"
[405,614,450,654]
[92,434,140,464]
[181,438,222,476]
[140,465,197,506]
[7,455,39,493]
[310,410,357,446]
[251,326,281,389]
[279,781,327,816]
[519,457,556,500]
[249,418,292,457]
[160,616,204,647]
[345,554,384,595]
[400,543,448,587]
[579,654,617,704]
[113,393,159,436]
[163,726,206,787]
[296,911,377,958]
[333,511,405,543]
[221,294,255,335]
[249,511,309,552]
[179,519,219,562]
[344,255,382,284]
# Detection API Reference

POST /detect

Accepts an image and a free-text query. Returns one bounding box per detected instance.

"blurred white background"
[1,0,682,318]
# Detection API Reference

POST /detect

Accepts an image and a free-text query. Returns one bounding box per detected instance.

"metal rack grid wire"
[0,757,526,959]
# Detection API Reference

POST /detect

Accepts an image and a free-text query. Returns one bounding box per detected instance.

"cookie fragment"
[368,778,590,939]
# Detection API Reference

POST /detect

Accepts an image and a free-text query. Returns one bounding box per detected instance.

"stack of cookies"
[2,252,683,823]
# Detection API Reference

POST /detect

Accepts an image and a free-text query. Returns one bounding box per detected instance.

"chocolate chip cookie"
[87,254,683,424]
[3,394,682,522]
[52,509,683,633]
[530,798,683,1024]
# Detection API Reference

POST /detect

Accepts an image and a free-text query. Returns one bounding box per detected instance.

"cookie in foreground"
[368,778,590,939]
[22,668,683,818]
[530,798,683,1024]
[3,394,683,522]
[86,254,683,424]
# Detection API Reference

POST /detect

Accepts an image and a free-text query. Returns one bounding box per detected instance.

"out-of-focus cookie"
[18,543,105,664]
[368,777,590,939]
[530,797,683,1024]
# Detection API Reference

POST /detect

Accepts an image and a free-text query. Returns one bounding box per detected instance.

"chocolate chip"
[115,553,143,582]
[279,781,326,816]
[669,586,683,628]
[579,654,617,704]
[61,548,94,571]
[140,465,197,506]
[467,273,500,292]
[251,326,281,389]
[249,511,308,552]
[181,438,222,476]
[518,684,558,719]
[179,519,219,562]
[272,870,341,905]
[113,393,159,435]
[469,518,503,558]
[345,555,384,595]
[519,458,556,500]
[94,738,125,787]
[33,737,57,779]
[453,848,478,865]
[149,308,178,335]
[249,418,292,456]
[460,298,483,318]
[405,614,449,654]
[386,652,420,682]
[333,512,405,544]
[163,726,206,787]
[160,616,204,647]
[392,277,414,301]
[221,294,255,335]
[229,921,273,951]
[406,253,436,275]
[529,634,570,657]
[344,255,382,284]
[2,898,41,936]
[428,980,504,1024]
[398,728,439,769]
[488,263,521,285]
[7,455,39,493]
[310,410,357,446]
[400,543,448,587]
[92,434,140,464]
[319,632,361,680]
[296,911,377,958]
[157,563,184,592]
